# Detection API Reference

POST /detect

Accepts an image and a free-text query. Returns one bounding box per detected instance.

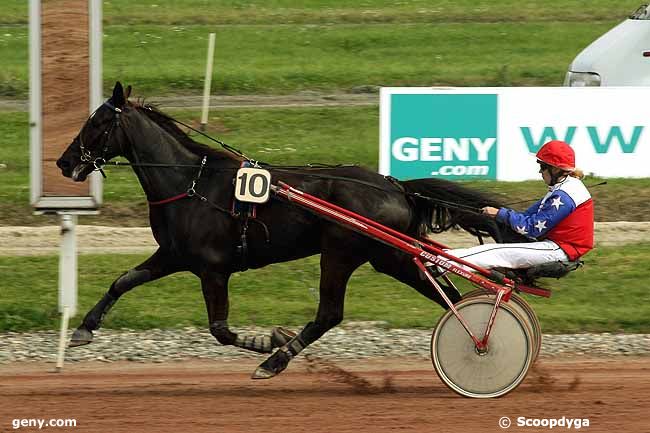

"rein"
[271,169,484,213]
[86,101,487,216]
[140,104,259,164]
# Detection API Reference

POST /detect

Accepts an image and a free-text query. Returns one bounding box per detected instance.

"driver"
[443,140,594,271]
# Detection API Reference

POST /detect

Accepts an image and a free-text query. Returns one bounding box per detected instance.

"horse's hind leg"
[200,270,295,354]
[369,247,461,308]
[69,249,181,347]
[253,249,366,379]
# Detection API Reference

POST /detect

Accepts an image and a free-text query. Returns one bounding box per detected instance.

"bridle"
[75,100,225,209]
[78,100,123,178]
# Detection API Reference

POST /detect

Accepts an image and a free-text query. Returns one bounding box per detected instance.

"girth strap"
[236,219,250,272]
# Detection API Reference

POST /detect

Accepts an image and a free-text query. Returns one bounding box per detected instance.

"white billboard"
[380,87,650,181]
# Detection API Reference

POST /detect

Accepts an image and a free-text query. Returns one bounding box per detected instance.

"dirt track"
[0,357,647,433]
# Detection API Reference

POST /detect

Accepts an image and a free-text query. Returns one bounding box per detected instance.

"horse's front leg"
[253,250,366,379]
[69,248,182,347]
[201,270,295,354]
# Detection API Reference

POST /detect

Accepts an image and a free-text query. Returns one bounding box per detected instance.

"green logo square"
[389,93,498,180]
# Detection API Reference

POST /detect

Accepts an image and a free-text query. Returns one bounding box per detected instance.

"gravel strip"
[1,222,650,256]
[1,325,648,364]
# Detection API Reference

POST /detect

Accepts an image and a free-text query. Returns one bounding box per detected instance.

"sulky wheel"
[462,289,542,362]
[431,297,534,398]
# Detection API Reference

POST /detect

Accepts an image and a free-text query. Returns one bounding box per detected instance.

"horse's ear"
[125,85,132,100]
[112,81,126,107]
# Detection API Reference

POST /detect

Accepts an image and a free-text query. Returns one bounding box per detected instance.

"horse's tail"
[399,178,512,241]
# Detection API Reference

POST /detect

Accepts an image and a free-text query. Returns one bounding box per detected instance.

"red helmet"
[535,140,575,171]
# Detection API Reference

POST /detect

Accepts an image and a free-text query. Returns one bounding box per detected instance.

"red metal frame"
[272,181,551,349]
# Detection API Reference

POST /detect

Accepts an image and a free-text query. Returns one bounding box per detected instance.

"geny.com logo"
[389,93,498,180]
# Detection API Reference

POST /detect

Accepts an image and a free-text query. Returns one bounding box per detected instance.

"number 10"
[238,172,269,198]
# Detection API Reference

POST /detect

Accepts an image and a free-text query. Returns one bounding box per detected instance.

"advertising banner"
[380,87,650,181]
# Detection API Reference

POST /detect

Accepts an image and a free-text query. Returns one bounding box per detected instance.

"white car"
[565,4,650,86]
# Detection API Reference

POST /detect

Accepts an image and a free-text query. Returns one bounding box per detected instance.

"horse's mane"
[132,102,239,162]
[400,177,521,242]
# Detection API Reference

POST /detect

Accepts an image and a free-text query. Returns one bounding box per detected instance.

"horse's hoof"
[271,327,296,348]
[251,366,277,380]
[68,327,93,348]
[251,349,290,379]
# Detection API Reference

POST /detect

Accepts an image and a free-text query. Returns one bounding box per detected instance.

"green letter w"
[520,127,577,152]
[587,126,643,153]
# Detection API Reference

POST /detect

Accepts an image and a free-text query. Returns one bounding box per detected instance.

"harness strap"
[236,220,250,272]
[232,161,256,272]
[147,156,207,206]
[148,192,189,206]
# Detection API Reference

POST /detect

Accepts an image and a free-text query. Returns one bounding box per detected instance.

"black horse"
[57,82,524,378]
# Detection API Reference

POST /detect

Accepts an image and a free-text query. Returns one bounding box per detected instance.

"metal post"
[29,0,42,205]
[55,306,71,372]
[89,0,104,204]
[55,214,78,371]
[200,32,216,131]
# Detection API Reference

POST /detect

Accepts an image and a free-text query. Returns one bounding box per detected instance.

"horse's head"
[57,81,131,181]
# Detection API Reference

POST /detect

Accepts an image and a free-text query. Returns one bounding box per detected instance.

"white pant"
[444,240,569,271]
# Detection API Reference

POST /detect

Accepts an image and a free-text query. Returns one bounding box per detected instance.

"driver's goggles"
[537,160,552,171]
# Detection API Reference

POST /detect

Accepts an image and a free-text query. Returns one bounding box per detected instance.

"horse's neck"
[124,112,200,202]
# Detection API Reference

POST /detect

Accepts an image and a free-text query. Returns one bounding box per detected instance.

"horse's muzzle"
[70,163,92,182]
[56,157,71,177]
[57,156,91,181]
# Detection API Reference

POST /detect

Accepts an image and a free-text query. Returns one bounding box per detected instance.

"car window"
[630,4,650,19]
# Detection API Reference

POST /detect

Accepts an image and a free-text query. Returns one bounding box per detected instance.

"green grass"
[0,21,623,98]
[0,1,641,96]
[113,20,640,95]
[0,1,641,25]
[1,106,649,226]
[1,244,649,332]
[0,0,642,98]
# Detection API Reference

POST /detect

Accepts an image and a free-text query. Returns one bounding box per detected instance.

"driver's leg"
[444,240,568,271]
